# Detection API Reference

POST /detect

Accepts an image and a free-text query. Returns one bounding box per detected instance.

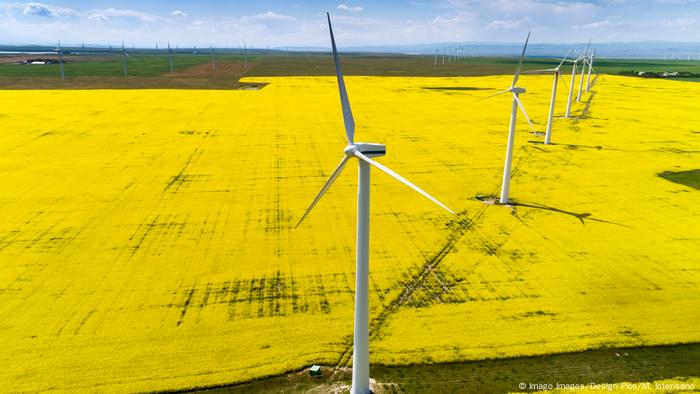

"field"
[2,52,700,90]
[0,71,698,392]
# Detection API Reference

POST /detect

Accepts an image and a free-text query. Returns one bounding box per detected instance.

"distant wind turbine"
[576,41,590,102]
[168,41,174,72]
[479,32,536,205]
[56,40,64,80]
[585,50,595,92]
[522,49,572,144]
[297,13,455,394]
[121,41,128,76]
[210,45,216,70]
[565,50,579,118]
[243,42,248,69]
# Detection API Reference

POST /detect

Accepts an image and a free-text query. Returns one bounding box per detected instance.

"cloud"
[170,10,187,18]
[88,8,160,22]
[23,3,54,17]
[337,4,364,12]
[245,11,295,21]
[662,18,696,28]
[486,18,524,31]
[578,20,623,29]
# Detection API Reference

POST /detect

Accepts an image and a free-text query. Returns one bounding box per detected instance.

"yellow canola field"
[0,74,698,392]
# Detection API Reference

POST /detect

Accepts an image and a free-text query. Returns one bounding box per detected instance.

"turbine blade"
[476,89,510,101]
[513,93,536,134]
[354,152,455,215]
[557,48,573,69]
[327,13,355,144]
[521,68,557,74]
[296,156,350,228]
[512,31,531,87]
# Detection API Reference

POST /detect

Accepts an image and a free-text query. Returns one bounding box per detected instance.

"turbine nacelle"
[344,143,386,158]
[509,87,526,94]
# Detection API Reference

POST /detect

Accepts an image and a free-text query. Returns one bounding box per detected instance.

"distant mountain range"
[285,41,700,59]
[2,41,699,59]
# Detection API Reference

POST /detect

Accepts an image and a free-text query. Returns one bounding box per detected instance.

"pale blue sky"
[1,1,698,46]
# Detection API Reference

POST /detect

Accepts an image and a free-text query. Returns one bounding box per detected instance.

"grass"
[2,53,700,89]
[0,53,247,77]
[194,343,700,393]
[0,74,698,392]
[0,53,257,89]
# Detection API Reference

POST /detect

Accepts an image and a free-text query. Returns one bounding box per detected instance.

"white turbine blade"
[354,152,455,215]
[476,89,510,101]
[296,156,350,228]
[522,68,557,74]
[513,93,536,134]
[512,31,531,87]
[327,13,355,144]
[557,48,573,69]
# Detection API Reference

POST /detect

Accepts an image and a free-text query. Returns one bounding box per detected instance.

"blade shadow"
[510,199,629,227]
[526,140,622,151]
[422,86,495,91]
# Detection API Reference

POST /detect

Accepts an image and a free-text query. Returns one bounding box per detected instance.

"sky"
[1,1,699,47]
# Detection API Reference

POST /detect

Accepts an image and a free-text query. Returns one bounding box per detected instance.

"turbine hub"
[511,87,526,94]
[344,142,386,158]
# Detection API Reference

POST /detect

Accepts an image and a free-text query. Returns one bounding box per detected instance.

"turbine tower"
[243,42,248,69]
[56,40,64,80]
[121,41,128,76]
[576,41,590,102]
[479,32,536,205]
[565,51,579,118]
[523,49,571,144]
[168,41,174,72]
[297,13,455,394]
[210,45,216,70]
[585,50,595,92]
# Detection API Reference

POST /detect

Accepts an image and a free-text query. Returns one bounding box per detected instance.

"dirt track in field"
[164,61,251,78]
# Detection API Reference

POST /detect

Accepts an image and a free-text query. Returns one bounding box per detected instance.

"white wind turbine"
[296,13,455,394]
[121,41,128,76]
[243,42,248,69]
[56,40,64,80]
[522,50,572,144]
[210,45,216,70]
[479,32,536,205]
[585,49,595,92]
[576,41,590,102]
[168,41,174,72]
[564,49,580,118]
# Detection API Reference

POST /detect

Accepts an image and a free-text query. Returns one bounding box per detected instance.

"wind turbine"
[168,41,174,72]
[522,50,571,144]
[479,32,535,205]
[565,49,579,118]
[576,41,590,102]
[243,42,248,69]
[585,50,595,92]
[121,41,128,76]
[296,13,455,394]
[56,40,64,80]
[210,45,216,70]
